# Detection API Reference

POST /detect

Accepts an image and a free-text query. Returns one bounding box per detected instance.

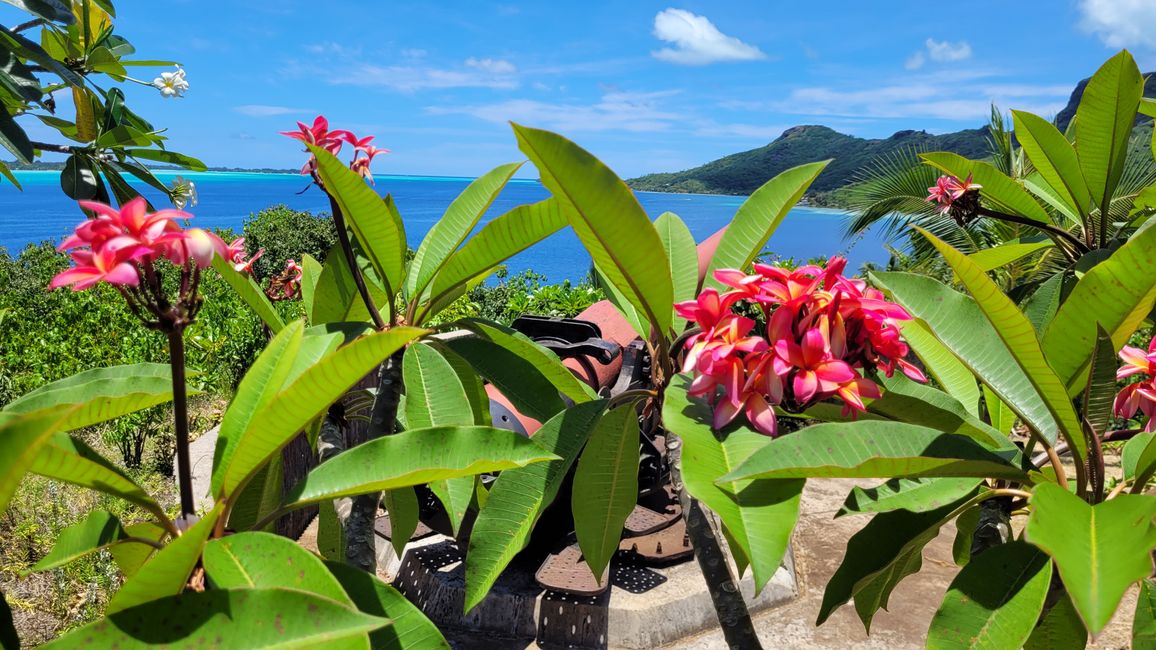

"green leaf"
[425,199,565,314]
[913,228,1085,462]
[594,263,650,338]
[0,409,74,513]
[309,145,406,300]
[225,457,284,532]
[211,255,285,333]
[838,478,982,517]
[1075,50,1143,210]
[44,588,388,649]
[871,272,1059,445]
[967,241,1052,273]
[300,253,322,317]
[1022,272,1065,334]
[898,318,980,417]
[310,244,391,326]
[3,363,182,431]
[107,506,222,614]
[220,326,426,497]
[655,211,701,325]
[465,400,606,612]
[0,104,32,163]
[1024,593,1086,650]
[1082,325,1118,437]
[60,153,99,200]
[30,432,163,517]
[407,161,522,301]
[572,405,640,582]
[1012,110,1093,218]
[282,426,558,509]
[123,148,207,171]
[1041,223,1156,393]
[1026,482,1156,635]
[1135,579,1156,650]
[982,386,1016,436]
[818,493,981,628]
[109,521,165,578]
[403,343,475,535]
[95,125,153,148]
[325,560,450,650]
[952,506,980,567]
[721,421,1026,483]
[512,123,673,335]
[705,161,830,290]
[921,152,1051,224]
[866,374,1011,451]
[1124,432,1156,482]
[926,541,1052,650]
[31,510,127,571]
[663,376,803,591]
[204,532,352,606]
[383,487,419,558]
[2,0,73,24]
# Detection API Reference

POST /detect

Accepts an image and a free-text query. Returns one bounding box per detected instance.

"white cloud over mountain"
[651,9,765,65]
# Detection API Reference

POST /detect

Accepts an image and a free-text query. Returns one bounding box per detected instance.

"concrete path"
[176,425,218,513]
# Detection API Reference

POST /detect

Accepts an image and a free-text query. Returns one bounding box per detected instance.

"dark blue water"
[0,171,888,281]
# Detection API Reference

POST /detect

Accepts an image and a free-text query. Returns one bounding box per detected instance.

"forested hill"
[628,70,1156,197]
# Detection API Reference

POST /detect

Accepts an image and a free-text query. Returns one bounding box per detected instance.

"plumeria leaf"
[720,421,1027,483]
[982,386,1017,436]
[210,255,286,333]
[926,541,1052,650]
[966,241,1052,273]
[1041,221,1156,394]
[123,148,207,171]
[0,409,76,514]
[1123,432,1156,482]
[383,487,419,559]
[325,560,450,650]
[1025,482,1156,635]
[572,404,641,582]
[406,161,523,302]
[704,161,830,291]
[512,123,673,336]
[280,426,558,510]
[30,432,165,520]
[1082,325,1117,437]
[1134,579,1156,649]
[920,152,1052,224]
[203,532,353,606]
[664,376,803,592]
[1012,110,1093,219]
[2,0,74,24]
[465,400,607,612]
[655,211,701,325]
[31,510,128,572]
[837,478,982,518]
[1074,49,1143,211]
[1024,593,1086,650]
[898,317,981,418]
[310,244,392,326]
[109,521,166,579]
[43,588,388,649]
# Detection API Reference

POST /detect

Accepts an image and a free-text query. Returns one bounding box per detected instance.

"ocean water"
[0,170,889,282]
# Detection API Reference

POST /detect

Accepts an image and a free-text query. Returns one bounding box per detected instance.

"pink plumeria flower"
[280,115,354,174]
[174,228,228,269]
[1118,339,1156,380]
[49,247,141,291]
[1115,336,1156,432]
[226,237,264,274]
[926,174,981,214]
[281,259,304,298]
[350,144,389,184]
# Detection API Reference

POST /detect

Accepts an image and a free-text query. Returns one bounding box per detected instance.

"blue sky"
[18,1,1156,177]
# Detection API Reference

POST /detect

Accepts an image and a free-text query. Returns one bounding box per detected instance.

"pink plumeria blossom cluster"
[50,198,224,291]
[1115,337,1156,432]
[926,174,982,215]
[676,257,926,436]
[281,115,389,182]
[225,237,263,275]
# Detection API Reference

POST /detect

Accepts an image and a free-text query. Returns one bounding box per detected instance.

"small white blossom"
[170,175,197,209]
[153,65,189,98]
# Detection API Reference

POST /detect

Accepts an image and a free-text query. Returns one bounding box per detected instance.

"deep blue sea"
[0,170,889,282]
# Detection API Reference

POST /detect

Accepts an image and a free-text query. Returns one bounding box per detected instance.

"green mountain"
[628,72,1156,197]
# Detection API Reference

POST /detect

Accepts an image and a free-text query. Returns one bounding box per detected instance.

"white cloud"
[233,104,313,117]
[904,52,925,70]
[695,121,790,140]
[465,57,517,74]
[925,38,972,63]
[1078,0,1156,49]
[427,90,683,132]
[651,9,765,65]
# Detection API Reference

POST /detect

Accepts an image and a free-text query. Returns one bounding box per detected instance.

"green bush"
[240,204,338,280]
[437,268,604,325]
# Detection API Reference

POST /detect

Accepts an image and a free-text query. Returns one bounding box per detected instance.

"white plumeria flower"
[170,175,197,209]
[153,65,189,98]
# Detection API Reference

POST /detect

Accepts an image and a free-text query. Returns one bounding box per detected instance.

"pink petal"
[744,397,778,436]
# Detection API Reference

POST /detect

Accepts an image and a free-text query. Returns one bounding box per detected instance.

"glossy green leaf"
[45,588,388,649]
[512,123,672,335]
[1025,482,1156,635]
[3,0,73,24]
[705,161,830,290]
[0,104,32,163]
[123,148,207,171]
[60,153,99,200]
[721,421,1026,483]
[30,432,163,519]
[572,405,640,582]
[109,521,166,579]
[0,409,74,514]
[309,145,406,298]
[407,162,522,301]
[326,560,450,650]
[32,510,127,571]
[594,263,650,339]
[1024,593,1086,650]
[383,487,419,558]
[107,506,222,615]
[1135,579,1156,650]
[204,532,352,606]
[872,272,1059,445]
[915,228,1085,462]
[310,244,392,325]
[664,376,803,591]
[211,255,285,333]
[818,493,981,628]
[1075,50,1143,210]
[838,478,982,517]
[1042,223,1156,394]
[425,198,566,313]
[656,211,700,325]
[282,426,557,509]
[1012,110,1092,218]
[300,253,323,317]
[1123,432,1156,482]
[921,152,1051,223]
[867,374,1011,451]
[894,318,981,418]
[465,400,606,611]
[982,386,1016,436]
[404,342,475,535]
[927,541,1052,650]
[952,506,980,567]
[967,241,1052,273]
[440,334,564,423]
[1082,325,1117,437]
[220,326,427,496]
[226,457,283,532]
[3,363,181,431]
[427,342,491,427]
[1022,272,1065,334]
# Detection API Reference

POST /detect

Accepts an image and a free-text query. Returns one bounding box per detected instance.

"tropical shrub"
[239,204,338,281]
